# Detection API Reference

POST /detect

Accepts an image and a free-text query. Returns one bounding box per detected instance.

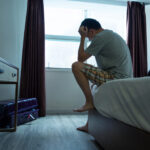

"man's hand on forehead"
[78,26,88,37]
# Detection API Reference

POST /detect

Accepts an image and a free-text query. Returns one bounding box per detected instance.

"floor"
[0,114,102,150]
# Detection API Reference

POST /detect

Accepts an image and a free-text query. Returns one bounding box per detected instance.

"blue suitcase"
[0,98,39,128]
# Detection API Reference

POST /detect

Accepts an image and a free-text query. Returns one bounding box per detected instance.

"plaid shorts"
[81,64,114,86]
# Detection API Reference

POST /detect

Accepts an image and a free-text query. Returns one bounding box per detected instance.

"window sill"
[45,67,72,72]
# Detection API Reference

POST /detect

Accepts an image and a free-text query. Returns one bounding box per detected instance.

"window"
[45,8,84,36]
[44,1,127,68]
[45,40,79,68]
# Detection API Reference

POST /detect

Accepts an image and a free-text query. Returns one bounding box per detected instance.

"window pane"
[88,4,126,40]
[87,56,97,67]
[44,7,84,36]
[45,40,79,68]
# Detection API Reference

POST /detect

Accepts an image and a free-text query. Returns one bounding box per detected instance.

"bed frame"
[88,109,150,150]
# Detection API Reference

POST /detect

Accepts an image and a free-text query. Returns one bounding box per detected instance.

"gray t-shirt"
[85,29,133,79]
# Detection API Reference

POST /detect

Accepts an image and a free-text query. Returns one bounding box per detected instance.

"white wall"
[146,5,150,70]
[46,70,85,113]
[0,0,27,66]
[0,0,27,100]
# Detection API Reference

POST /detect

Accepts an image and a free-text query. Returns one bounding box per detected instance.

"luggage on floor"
[0,98,39,128]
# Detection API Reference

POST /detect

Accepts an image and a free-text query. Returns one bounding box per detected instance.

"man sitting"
[72,18,133,132]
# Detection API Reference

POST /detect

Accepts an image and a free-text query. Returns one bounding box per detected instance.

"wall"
[146,5,150,70]
[0,0,27,100]
[46,70,85,113]
[0,0,27,66]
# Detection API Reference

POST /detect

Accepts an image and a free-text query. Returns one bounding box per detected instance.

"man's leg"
[77,120,88,132]
[72,61,114,132]
[72,61,94,112]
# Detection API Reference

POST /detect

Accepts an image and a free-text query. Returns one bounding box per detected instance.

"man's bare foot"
[73,102,94,112]
[77,122,88,133]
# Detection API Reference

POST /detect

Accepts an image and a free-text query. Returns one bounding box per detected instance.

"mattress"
[92,77,150,133]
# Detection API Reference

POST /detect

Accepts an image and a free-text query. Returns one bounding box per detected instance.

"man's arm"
[78,26,92,62]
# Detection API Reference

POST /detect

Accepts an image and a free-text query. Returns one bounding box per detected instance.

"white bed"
[92,77,150,132]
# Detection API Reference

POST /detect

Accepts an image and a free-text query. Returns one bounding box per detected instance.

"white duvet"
[92,77,150,132]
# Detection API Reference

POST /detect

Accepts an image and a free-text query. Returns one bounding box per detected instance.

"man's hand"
[78,26,88,37]
[77,25,91,62]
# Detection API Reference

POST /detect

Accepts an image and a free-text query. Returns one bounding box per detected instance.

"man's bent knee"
[72,61,84,72]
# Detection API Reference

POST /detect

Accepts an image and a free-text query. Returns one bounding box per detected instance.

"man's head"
[80,18,102,40]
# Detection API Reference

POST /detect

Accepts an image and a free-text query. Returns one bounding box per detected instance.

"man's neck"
[90,28,104,41]
[96,28,104,34]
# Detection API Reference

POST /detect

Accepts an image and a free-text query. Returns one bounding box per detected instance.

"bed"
[88,77,150,150]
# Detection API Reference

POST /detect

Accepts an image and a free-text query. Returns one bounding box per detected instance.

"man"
[72,18,133,132]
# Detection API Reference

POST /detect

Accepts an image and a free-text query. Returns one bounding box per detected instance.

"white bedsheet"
[92,77,150,132]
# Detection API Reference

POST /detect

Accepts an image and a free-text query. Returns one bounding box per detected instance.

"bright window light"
[44,2,127,68]
[45,8,84,36]
[45,40,79,68]
[87,5,127,40]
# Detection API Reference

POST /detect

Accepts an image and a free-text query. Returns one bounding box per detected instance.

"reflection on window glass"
[44,8,84,36]
[45,40,79,68]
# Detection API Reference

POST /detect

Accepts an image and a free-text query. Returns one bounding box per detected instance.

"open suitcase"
[0,98,39,128]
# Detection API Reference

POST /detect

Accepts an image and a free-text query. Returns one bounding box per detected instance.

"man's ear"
[91,29,98,36]
[89,29,95,36]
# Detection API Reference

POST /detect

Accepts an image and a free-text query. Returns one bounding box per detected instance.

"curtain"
[127,1,147,77]
[20,0,46,117]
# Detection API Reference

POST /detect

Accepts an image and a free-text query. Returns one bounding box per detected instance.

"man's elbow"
[78,58,84,62]
[78,56,85,62]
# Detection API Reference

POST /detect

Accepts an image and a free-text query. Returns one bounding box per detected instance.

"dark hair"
[80,18,102,30]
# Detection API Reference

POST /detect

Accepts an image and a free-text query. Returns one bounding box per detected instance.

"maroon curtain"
[20,0,46,116]
[127,1,147,77]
